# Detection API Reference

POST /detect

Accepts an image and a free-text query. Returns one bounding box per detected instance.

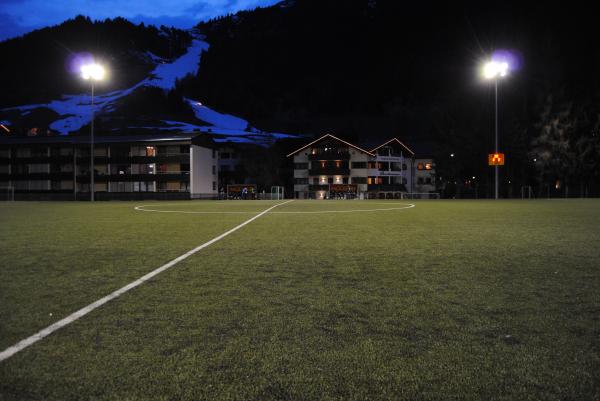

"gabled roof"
[286,133,375,157]
[370,138,415,156]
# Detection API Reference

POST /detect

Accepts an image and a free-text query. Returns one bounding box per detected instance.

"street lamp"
[483,60,509,200]
[81,63,105,201]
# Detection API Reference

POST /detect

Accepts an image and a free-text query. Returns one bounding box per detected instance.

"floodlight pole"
[494,79,499,200]
[90,81,95,202]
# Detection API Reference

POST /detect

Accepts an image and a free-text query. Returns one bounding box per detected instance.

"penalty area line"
[0,200,293,363]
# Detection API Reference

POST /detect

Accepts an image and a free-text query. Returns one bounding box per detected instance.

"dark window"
[294,162,308,169]
[180,146,190,154]
[294,178,308,185]
[221,152,230,159]
[212,181,216,190]
[418,177,424,184]
[327,177,333,184]
[351,177,367,184]
[426,177,432,184]
[212,149,216,158]
[212,165,216,175]
[351,162,367,169]
[343,177,348,184]
[402,164,407,170]
[111,146,130,158]
[31,147,48,157]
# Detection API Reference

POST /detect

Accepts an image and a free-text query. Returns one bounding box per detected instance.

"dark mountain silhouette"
[0,15,191,107]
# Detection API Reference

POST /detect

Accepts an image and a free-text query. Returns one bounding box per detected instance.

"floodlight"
[483,61,509,80]
[81,63,105,81]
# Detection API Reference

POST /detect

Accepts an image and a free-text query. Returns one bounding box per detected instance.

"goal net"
[0,186,15,201]
[270,186,285,200]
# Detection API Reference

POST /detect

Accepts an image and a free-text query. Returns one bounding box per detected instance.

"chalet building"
[0,133,218,200]
[288,134,436,199]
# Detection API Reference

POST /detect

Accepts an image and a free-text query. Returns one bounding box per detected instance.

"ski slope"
[1,35,295,145]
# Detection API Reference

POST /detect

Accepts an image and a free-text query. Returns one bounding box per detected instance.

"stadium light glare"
[80,63,105,81]
[483,61,509,80]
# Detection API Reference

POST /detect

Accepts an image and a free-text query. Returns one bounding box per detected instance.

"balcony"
[309,184,329,191]
[308,151,350,161]
[308,167,350,176]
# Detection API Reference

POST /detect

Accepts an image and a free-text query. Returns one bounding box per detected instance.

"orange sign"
[488,153,505,166]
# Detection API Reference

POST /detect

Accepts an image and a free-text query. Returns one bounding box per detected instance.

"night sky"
[0,0,280,41]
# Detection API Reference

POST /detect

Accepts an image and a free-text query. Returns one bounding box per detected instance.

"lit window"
[417,163,424,170]
[425,163,432,170]
[146,146,156,157]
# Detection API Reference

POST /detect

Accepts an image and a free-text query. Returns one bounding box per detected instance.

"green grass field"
[0,199,599,401]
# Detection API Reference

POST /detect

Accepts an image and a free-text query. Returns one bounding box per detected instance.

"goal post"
[0,186,15,201]
[271,186,285,200]
[521,186,533,199]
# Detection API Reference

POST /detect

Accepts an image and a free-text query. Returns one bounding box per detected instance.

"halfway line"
[0,200,293,362]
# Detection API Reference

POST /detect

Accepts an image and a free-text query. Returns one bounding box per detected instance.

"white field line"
[134,203,416,214]
[0,200,293,363]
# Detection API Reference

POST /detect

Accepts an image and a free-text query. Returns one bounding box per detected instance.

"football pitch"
[0,199,599,400]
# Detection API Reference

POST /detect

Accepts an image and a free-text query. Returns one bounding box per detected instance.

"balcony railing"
[308,167,350,176]
[308,151,350,161]
[308,184,330,191]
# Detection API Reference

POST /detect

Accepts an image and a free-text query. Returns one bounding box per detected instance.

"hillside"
[0,16,296,146]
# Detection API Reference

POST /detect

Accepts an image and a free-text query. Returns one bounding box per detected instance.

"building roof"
[0,133,198,145]
[286,133,375,157]
[370,138,415,156]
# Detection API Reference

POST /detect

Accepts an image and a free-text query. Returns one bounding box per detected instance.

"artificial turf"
[0,199,599,400]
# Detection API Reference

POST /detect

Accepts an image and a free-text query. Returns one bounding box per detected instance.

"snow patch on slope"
[145,41,208,89]
[186,98,248,131]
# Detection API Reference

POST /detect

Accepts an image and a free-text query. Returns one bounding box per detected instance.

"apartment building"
[0,133,218,200]
[288,134,422,199]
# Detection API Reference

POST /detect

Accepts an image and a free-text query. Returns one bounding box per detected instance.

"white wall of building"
[190,145,218,196]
